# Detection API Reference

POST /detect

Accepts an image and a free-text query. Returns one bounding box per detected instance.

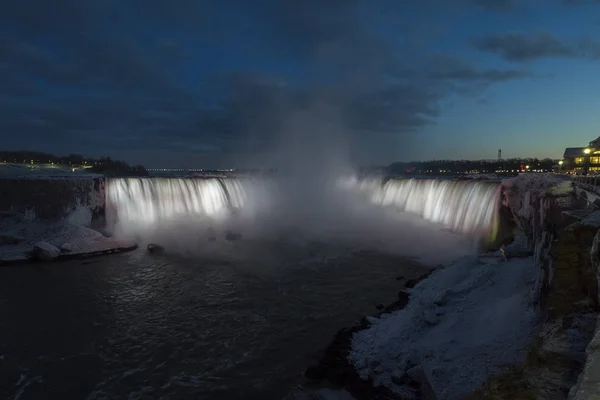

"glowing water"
[106,177,256,234]
[106,176,501,241]
[359,178,501,235]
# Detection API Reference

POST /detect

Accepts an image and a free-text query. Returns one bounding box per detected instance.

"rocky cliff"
[470,175,600,399]
[0,176,105,221]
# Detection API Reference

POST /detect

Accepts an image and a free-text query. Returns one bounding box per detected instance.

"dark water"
[0,238,424,400]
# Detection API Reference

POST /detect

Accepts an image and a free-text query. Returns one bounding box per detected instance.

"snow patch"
[461,173,499,180]
[582,211,600,228]
[348,255,537,400]
[65,202,93,227]
[0,206,134,262]
[501,173,566,193]
[33,241,60,260]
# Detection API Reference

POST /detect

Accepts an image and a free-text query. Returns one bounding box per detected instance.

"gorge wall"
[0,177,105,221]
[470,175,600,399]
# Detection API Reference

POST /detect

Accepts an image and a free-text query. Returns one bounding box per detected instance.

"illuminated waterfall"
[106,176,502,241]
[343,177,502,237]
[105,177,253,231]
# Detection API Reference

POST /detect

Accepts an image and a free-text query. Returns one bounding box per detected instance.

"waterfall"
[105,177,254,232]
[106,176,502,242]
[344,177,502,237]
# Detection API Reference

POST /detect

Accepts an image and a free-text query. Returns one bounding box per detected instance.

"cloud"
[0,0,532,165]
[473,32,576,61]
[427,55,531,82]
[578,36,600,59]
[473,31,600,62]
[561,0,600,5]
[469,0,517,12]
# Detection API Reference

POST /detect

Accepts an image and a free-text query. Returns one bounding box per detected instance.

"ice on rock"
[33,241,60,260]
[60,242,72,252]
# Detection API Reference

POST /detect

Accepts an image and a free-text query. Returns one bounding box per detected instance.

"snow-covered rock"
[582,210,600,228]
[147,243,165,254]
[349,256,537,400]
[60,242,72,252]
[460,173,499,180]
[33,241,60,260]
[0,217,137,264]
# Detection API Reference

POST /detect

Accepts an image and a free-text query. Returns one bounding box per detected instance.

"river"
[0,237,427,400]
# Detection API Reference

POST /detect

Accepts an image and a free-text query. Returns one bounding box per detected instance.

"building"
[563,136,600,173]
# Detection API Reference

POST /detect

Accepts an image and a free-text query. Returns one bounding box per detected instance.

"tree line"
[1,150,559,177]
[0,151,148,177]
[387,157,558,175]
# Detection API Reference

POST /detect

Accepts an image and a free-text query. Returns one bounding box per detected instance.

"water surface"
[0,238,425,400]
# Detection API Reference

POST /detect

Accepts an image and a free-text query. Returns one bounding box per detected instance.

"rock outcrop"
[471,177,600,399]
[33,241,61,261]
[569,219,600,399]
[0,177,105,221]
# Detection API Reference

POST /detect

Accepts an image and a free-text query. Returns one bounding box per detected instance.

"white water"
[348,177,501,235]
[107,177,249,220]
[105,176,501,262]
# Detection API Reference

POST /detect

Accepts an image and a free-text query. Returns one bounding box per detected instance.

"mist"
[107,180,475,267]
[104,100,485,266]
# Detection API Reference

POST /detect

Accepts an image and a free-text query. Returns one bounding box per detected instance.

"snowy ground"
[501,172,566,194]
[348,253,537,399]
[0,214,134,263]
[461,173,500,180]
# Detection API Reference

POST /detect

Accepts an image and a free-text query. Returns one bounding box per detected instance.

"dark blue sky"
[1,0,600,167]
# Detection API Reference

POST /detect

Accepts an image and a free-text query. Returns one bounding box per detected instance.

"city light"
[558,160,564,165]
[584,148,591,154]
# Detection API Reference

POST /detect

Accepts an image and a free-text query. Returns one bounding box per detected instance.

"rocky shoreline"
[0,240,138,266]
[287,270,434,400]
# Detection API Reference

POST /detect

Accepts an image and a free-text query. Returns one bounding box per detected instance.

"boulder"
[33,241,60,261]
[60,242,73,253]
[147,243,165,254]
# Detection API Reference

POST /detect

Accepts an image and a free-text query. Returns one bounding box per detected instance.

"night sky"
[1,0,600,168]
